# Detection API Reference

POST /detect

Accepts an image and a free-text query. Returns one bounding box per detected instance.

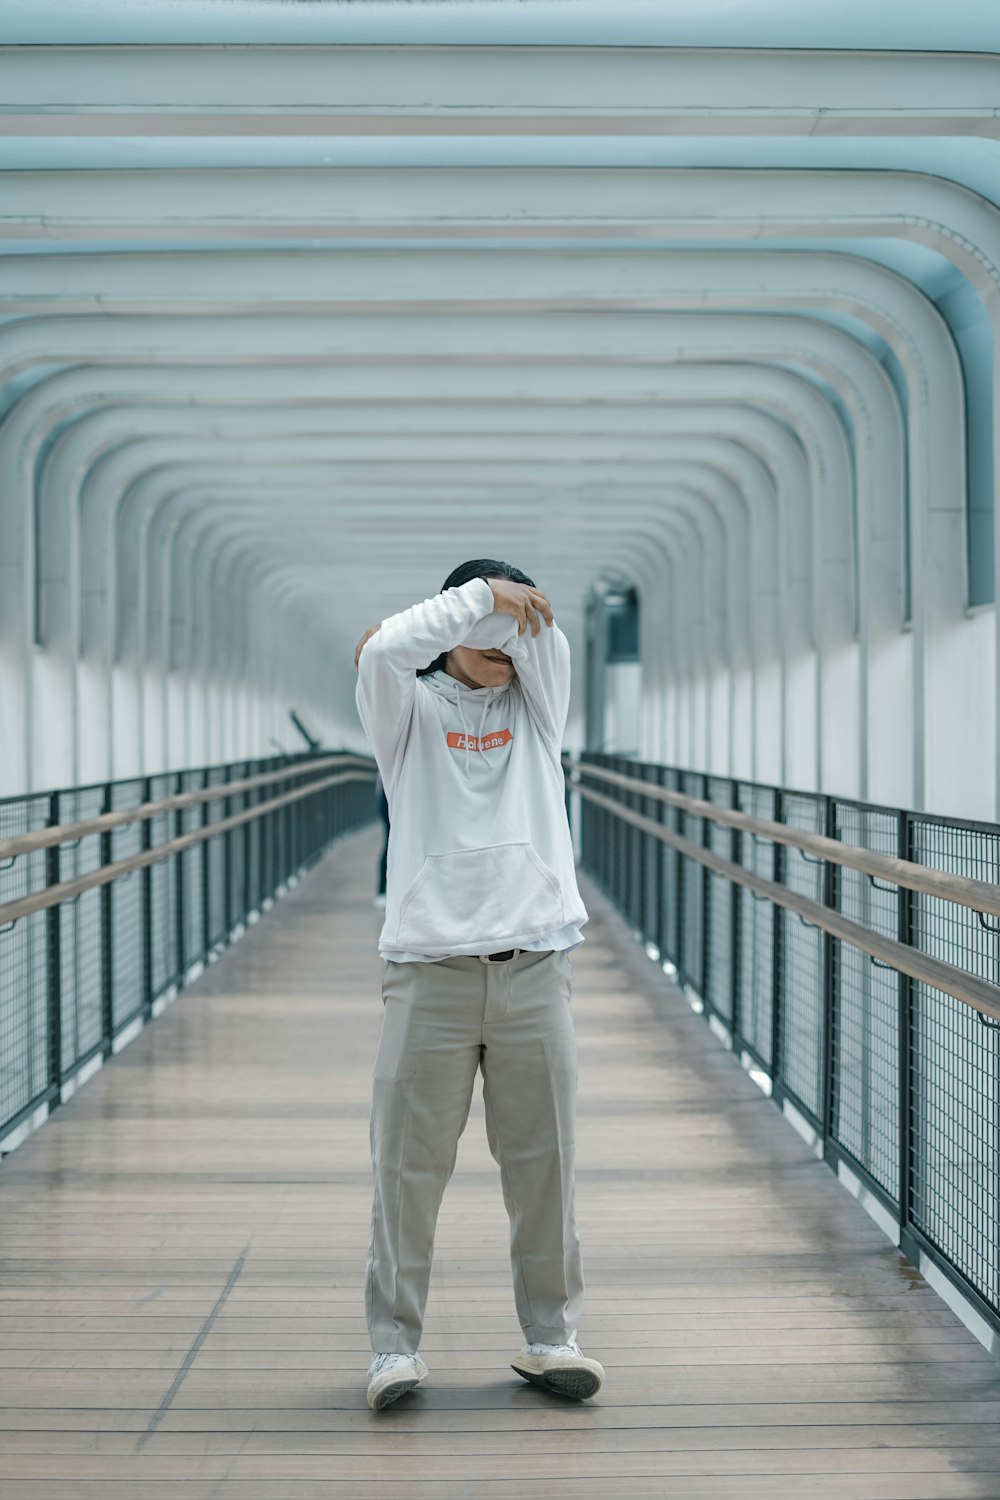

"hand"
[354,623,381,671]
[487,579,554,637]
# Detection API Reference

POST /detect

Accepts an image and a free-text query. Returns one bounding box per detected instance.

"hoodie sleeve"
[506,616,572,754]
[355,577,501,776]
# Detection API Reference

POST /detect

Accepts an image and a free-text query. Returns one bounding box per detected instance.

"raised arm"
[473,577,571,751]
[505,613,571,752]
[355,577,509,775]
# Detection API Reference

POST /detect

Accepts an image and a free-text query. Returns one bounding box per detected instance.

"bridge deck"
[1,829,998,1499]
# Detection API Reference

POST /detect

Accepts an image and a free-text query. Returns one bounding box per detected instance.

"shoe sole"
[510,1363,603,1400]
[369,1377,422,1412]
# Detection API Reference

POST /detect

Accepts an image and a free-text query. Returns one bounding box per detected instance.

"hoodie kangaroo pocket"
[396,842,565,950]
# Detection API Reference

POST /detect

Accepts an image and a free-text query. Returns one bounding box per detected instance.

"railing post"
[675,774,685,984]
[701,772,711,1001]
[730,779,741,1046]
[596,757,604,887]
[628,759,637,930]
[264,760,275,901]
[45,791,63,1109]
[641,762,653,945]
[292,765,300,876]
[100,783,114,1056]
[589,755,599,887]
[284,763,292,882]
[635,761,646,935]
[200,767,211,959]
[277,758,285,891]
[292,762,299,877]
[289,762,296,876]
[598,755,607,891]
[898,809,917,1260]
[610,756,618,906]
[141,776,154,1020]
[581,755,591,879]
[655,763,668,962]
[617,758,625,913]
[613,755,623,911]
[770,788,784,1084]
[243,766,253,922]
[820,795,836,1151]
[614,755,619,900]
[299,765,308,871]
[262,765,271,906]
[223,768,234,940]
[175,774,187,980]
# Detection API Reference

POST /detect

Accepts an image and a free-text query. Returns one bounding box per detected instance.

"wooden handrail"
[572,779,1000,1024]
[0,767,376,930]
[0,755,375,861]
[564,757,1000,921]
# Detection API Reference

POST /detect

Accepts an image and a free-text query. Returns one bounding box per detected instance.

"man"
[354,558,603,1412]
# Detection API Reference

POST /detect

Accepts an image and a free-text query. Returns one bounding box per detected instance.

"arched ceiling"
[0,0,997,817]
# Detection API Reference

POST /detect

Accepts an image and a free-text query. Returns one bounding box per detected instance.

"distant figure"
[354,557,603,1414]
[374,771,389,907]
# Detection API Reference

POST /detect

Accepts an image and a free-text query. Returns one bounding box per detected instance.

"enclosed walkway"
[1,828,998,1500]
[3,7,1000,1493]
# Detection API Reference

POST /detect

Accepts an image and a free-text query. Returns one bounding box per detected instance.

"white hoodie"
[355,577,588,961]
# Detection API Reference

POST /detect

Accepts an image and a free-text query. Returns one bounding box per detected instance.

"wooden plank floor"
[1,827,999,1499]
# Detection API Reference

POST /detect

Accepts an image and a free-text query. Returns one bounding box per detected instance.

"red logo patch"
[446,728,513,753]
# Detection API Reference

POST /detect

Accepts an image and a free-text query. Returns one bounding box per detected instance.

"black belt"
[480,948,519,963]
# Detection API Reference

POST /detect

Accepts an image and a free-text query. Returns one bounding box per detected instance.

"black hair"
[416,558,536,677]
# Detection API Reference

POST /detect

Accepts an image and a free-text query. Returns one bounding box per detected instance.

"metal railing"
[0,751,376,1147]
[567,751,1000,1338]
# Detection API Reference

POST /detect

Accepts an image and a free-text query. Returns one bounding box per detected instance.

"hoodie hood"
[423,668,511,777]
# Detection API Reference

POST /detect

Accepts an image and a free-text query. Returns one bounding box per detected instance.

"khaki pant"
[365,948,584,1354]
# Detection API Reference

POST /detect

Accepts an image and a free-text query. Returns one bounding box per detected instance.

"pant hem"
[521,1325,577,1346]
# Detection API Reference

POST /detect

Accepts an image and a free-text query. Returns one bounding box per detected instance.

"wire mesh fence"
[908,814,1000,1320]
[0,752,375,1146]
[574,751,1000,1338]
[0,793,50,1135]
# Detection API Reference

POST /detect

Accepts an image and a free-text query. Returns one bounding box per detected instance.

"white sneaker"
[366,1352,428,1412]
[511,1339,604,1400]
